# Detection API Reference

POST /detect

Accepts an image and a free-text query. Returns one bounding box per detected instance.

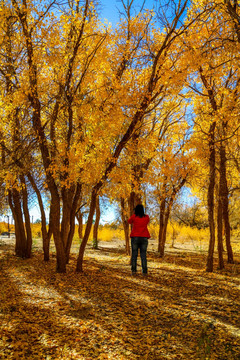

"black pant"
[131,237,148,274]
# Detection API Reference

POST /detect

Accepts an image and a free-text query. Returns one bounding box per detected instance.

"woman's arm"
[128,214,134,224]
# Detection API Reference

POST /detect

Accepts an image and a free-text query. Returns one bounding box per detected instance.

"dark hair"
[134,204,145,218]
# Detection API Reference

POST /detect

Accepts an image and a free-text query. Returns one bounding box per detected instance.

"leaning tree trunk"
[206,122,216,272]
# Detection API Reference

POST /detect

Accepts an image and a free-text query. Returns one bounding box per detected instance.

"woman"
[128,204,150,275]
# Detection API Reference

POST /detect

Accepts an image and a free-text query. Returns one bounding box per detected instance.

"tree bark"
[76,187,98,272]
[158,198,166,255]
[206,122,216,272]
[93,195,100,248]
[158,197,175,257]
[61,185,75,249]
[65,183,82,263]
[50,193,67,273]
[120,198,130,255]
[77,212,83,240]
[27,172,49,261]
[8,188,28,258]
[158,179,186,257]
[219,143,234,264]
[20,175,32,258]
[217,180,225,270]
[129,192,136,217]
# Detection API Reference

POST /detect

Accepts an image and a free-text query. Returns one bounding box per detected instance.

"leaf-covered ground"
[0,239,240,360]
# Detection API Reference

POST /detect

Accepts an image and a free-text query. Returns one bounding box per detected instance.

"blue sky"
[99,0,156,26]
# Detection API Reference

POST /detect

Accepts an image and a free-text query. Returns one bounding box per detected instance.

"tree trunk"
[65,183,82,263]
[50,192,67,273]
[158,177,186,257]
[129,192,135,217]
[162,208,171,255]
[219,144,234,264]
[158,197,174,257]
[217,181,224,270]
[61,185,75,249]
[27,172,49,261]
[206,122,216,272]
[158,198,166,256]
[120,198,130,255]
[93,195,100,248]
[20,175,32,258]
[8,188,28,258]
[45,203,54,260]
[76,187,98,272]
[77,212,83,240]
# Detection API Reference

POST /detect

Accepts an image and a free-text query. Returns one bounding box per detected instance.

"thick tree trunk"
[8,189,28,258]
[65,183,82,263]
[129,192,135,217]
[129,191,142,216]
[50,192,67,273]
[61,185,75,249]
[206,122,216,272]
[158,197,174,257]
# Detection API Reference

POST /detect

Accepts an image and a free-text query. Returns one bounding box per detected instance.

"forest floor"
[0,237,240,360]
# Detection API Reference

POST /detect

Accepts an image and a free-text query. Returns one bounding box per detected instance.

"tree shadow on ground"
[95,243,240,274]
[0,241,240,360]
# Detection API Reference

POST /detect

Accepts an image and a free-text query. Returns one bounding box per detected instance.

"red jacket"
[128,214,150,238]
